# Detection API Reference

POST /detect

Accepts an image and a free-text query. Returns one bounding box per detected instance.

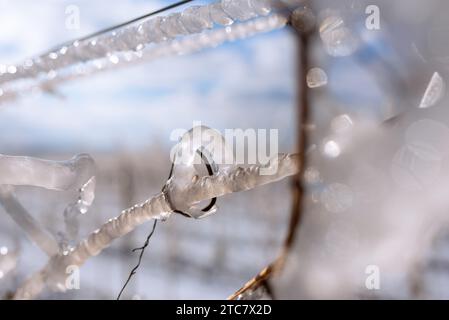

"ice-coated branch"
[0,186,59,256]
[0,154,94,190]
[0,7,289,104]
[0,0,279,84]
[13,152,299,299]
[0,154,96,252]
[183,153,299,203]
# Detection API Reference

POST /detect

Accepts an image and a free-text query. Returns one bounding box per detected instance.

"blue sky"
[0,0,297,153]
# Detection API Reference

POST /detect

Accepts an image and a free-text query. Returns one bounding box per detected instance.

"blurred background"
[2,0,449,299]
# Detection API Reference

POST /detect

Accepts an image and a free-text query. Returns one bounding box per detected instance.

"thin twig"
[228,19,311,300]
[117,220,158,300]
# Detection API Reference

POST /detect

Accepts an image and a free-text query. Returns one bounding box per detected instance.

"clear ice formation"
[319,10,359,57]
[0,0,277,85]
[0,1,290,105]
[13,128,299,299]
[0,154,96,254]
[306,67,328,88]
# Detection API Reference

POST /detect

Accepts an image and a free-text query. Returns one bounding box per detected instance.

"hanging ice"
[0,153,96,253]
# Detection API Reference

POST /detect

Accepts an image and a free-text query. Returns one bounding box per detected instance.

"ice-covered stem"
[0,186,59,256]
[13,192,171,299]
[230,6,313,299]
[13,153,300,299]
[0,154,94,190]
[0,154,96,246]
[0,8,290,105]
[184,153,300,203]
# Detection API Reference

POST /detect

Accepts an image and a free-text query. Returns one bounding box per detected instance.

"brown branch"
[228,17,311,300]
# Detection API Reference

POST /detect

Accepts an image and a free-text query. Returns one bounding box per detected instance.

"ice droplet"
[0,246,8,255]
[323,140,341,158]
[419,72,445,109]
[307,67,328,88]
[291,6,316,34]
[7,65,17,74]
[319,13,358,57]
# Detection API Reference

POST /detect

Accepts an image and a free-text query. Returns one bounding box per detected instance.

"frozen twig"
[13,153,299,299]
[0,186,59,256]
[0,2,290,105]
[0,154,96,252]
[229,6,312,300]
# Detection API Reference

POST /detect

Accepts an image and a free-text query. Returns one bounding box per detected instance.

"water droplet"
[307,67,328,88]
[323,140,341,158]
[109,55,119,64]
[419,72,445,109]
[0,246,8,255]
[319,13,358,57]
[59,46,68,55]
[291,6,316,34]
